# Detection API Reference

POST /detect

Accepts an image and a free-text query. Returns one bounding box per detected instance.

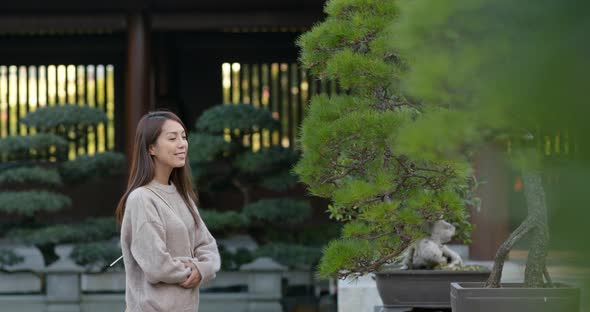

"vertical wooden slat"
[293,63,300,149]
[69,65,80,156]
[99,65,106,152]
[286,63,293,148]
[228,64,234,105]
[28,66,36,135]
[84,66,91,152]
[277,63,284,147]
[37,66,43,109]
[3,66,6,138]
[47,66,53,106]
[1,67,5,138]
[296,65,302,136]
[15,67,21,136]
[21,65,30,135]
[106,64,115,151]
[23,66,29,118]
[238,63,244,104]
[258,63,264,149]
[268,63,274,145]
[95,65,102,152]
[11,66,17,135]
[250,64,256,149]
[249,64,255,107]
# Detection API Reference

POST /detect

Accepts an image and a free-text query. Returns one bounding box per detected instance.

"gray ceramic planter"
[374,269,490,309]
[450,282,580,312]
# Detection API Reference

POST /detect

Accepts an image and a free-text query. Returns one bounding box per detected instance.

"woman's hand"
[179,261,202,288]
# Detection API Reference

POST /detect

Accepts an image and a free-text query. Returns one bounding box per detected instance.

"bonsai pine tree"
[293,0,476,279]
[0,105,124,266]
[188,103,324,269]
[392,0,590,288]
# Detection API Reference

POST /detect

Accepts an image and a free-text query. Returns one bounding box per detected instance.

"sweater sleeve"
[127,193,191,284]
[190,208,221,285]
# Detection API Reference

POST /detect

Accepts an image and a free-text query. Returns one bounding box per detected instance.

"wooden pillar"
[469,144,510,260]
[125,13,152,168]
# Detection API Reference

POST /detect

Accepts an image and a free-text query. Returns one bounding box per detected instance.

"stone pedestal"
[44,245,85,312]
[239,257,287,312]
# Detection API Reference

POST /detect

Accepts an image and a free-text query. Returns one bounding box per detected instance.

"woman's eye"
[182,136,187,140]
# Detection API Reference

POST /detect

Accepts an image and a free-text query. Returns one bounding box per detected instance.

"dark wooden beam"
[0,15,126,35]
[0,0,326,12]
[151,11,324,31]
[125,13,152,168]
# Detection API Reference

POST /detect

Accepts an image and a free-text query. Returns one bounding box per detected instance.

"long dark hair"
[115,111,199,226]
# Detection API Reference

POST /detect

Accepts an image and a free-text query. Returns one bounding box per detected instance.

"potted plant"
[293,0,489,309]
[392,0,585,311]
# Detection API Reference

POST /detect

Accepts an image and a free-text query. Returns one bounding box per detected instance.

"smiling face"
[149,119,188,170]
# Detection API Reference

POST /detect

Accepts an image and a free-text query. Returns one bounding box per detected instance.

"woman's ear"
[149,144,156,156]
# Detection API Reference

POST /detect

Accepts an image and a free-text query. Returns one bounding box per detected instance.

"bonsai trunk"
[37,243,59,266]
[485,171,550,288]
[523,172,550,287]
[232,178,251,205]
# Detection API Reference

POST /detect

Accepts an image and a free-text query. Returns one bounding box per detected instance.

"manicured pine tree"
[294,0,475,279]
[0,105,124,267]
[188,103,327,269]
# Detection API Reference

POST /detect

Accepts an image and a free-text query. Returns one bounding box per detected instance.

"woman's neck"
[152,164,173,185]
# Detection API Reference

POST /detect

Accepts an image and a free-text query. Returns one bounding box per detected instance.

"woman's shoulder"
[125,186,164,222]
[126,186,162,209]
[127,186,151,203]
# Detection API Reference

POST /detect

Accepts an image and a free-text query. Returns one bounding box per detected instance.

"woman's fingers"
[179,262,199,288]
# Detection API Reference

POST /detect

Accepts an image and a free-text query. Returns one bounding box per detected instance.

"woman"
[115,111,220,312]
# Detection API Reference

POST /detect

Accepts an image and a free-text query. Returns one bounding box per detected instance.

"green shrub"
[243,199,312,224]
[199,209,249,232]
[0,167,62,187]
[218,246,255,271]
[0,105,123,267]
[0,191,71,216]
[0,249,24,269]
[0,134,68,160]
[233,147,298,173]
[20,105,107,130]
[187,133,236,163]
[195,103,280,134]
[59,152,125,184]
[7,217,118,246]
[258,170,299,192]
[71,242,122,271]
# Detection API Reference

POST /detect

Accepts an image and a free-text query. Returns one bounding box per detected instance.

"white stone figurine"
[403,220,463,269]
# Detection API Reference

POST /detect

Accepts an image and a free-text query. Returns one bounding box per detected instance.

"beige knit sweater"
[120,181,220,312]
